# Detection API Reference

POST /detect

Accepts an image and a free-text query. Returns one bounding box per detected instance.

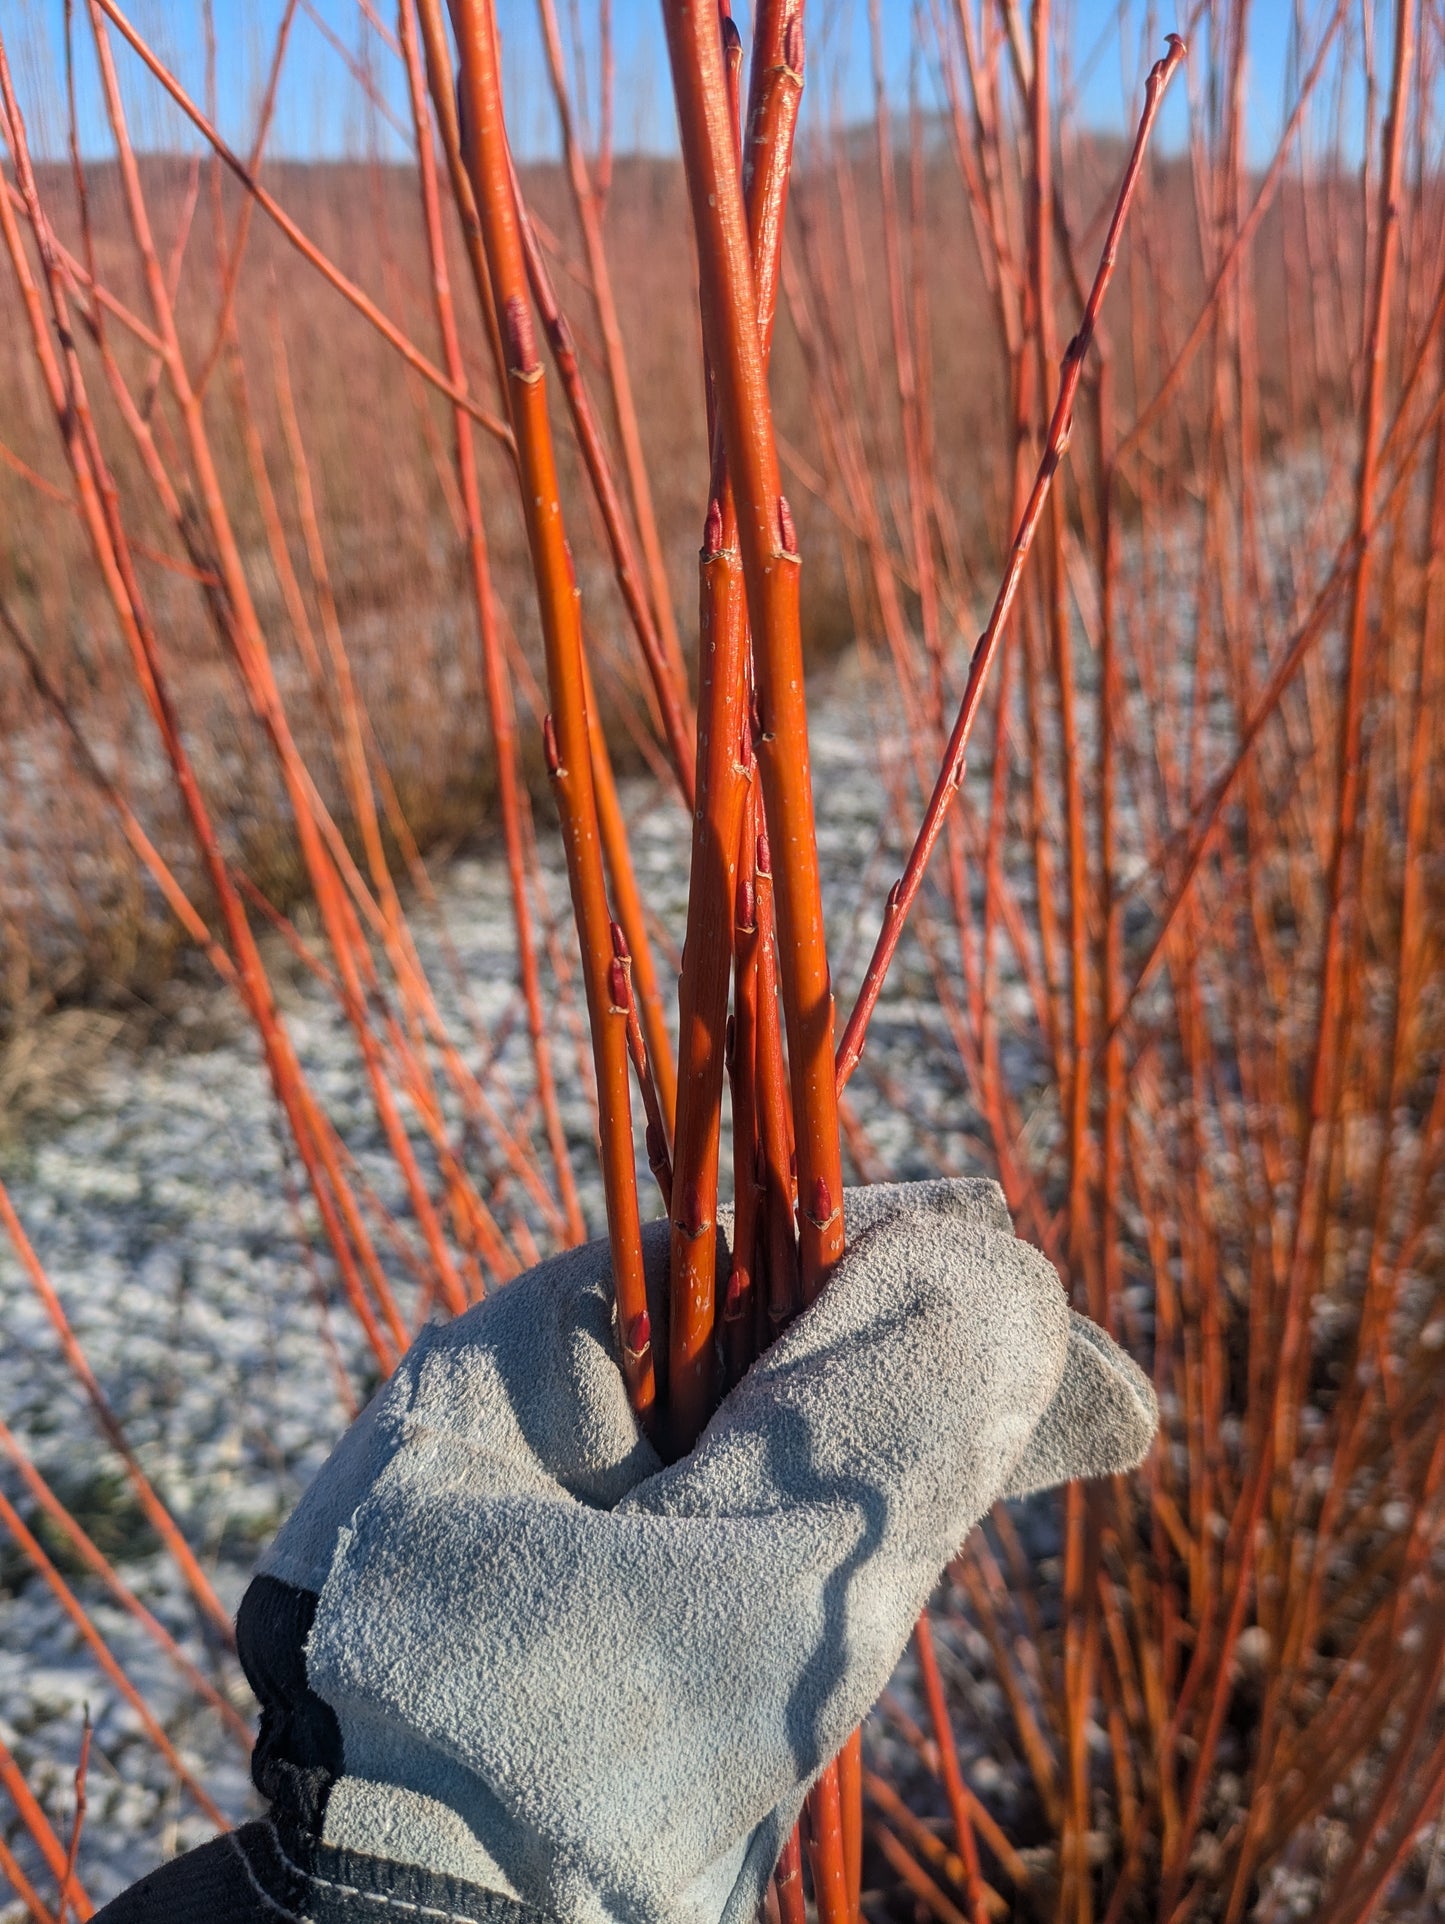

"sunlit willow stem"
[80,0,479,1314]
[582,645,680,1132]
[0,1410,250,1747]
[413,0,696,808]
[512,181,697,812]
[834,35,1186,1094]
[0,1483,222,1829]
[397,0,585,1246]
[535,0,693,701]
[752,825,801,1328]
[1026,18,1101,1924]
[413,0,682,1131]
[660,4,856,1917]
[0,1720,83,1918]
[666,0,803,1452]
[662,0,844,1305]
[191,0,298,401]
[723,783,762,1386]
[449,0,654,1422]
[1155,3,1419,1913]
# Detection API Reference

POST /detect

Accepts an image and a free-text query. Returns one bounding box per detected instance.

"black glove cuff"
[237,1572,344,1833]
[92,1577,560,1922]
[93,1817,558,1924]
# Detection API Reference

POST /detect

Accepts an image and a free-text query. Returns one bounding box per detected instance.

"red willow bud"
[723,1266,746,1320]
[783,9,805,77]
[704,495,724,556]
[624,1309,651,1361]
[777,494,798,556]
[608,957,630,1012]
[809,1175,835,1227]
[736,874,756,932]
[542,714,561,777]
[677,1180,708,1240]
[610,920,630,959]
[756,831,773,877]
[504,294,540,378]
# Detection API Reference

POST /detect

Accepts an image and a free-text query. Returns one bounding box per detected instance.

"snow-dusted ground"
[1,658,1046,1915]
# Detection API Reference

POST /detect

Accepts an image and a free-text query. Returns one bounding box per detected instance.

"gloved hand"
[96,1180,1156,1924]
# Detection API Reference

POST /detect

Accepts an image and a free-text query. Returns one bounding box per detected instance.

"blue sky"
[7,0,1353,171]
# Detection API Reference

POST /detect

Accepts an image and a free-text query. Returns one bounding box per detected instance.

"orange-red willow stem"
[666,0,804,1452]
[662,0,843,1308]
[449,0,653,1423]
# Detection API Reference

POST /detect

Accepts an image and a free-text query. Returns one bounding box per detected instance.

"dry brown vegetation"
[1,152,703,1016]
[1,138,1335,1026]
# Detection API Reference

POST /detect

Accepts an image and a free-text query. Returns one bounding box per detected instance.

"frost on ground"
[1,661,1055,1914]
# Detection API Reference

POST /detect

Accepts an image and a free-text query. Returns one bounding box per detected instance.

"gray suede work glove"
[95,1179,1156,1924]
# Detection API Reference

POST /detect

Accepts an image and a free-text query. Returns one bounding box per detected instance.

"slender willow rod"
[0,43,408,1382]
[662,0,843,1306]
[450,0,654,1423]
[724,786,761,1388]
[534,0,692,702]
[666,0,804,1449]
[415,0,697,806]
[398,0,585,1247]
[513,186,698,809]
[83,0,474,1316]
[661,12,852,1900]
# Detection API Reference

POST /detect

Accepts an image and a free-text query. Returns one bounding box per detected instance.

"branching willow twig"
[834,34,1187,1094]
